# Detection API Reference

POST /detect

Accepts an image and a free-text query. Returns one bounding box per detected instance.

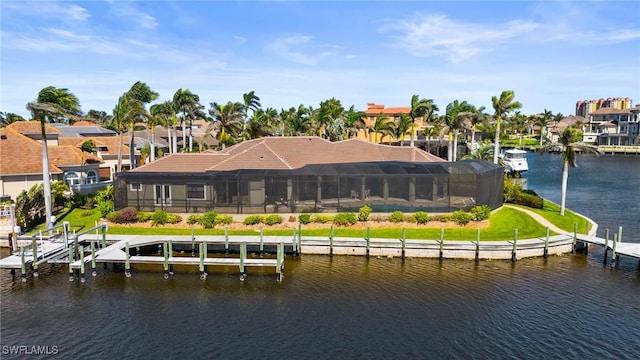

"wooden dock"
[575,228,640,267]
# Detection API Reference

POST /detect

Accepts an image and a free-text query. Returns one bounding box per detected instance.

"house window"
[187,184,205,200]
[155,184,171,206]
[64,172,80,186]
[130,183,141,191]
[86,170,98,184]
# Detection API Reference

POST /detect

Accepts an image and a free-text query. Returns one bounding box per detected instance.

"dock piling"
[168,240,174,275]
[291,227,296,258]
[80,246,86,282]
[20,246,26,282]
[512,229,518,262]
[329,225,334,257]
[259,228,264,258]
[239,242,247,281]
[544,227,550,258]
[611,234,618,268]
[191,225,196,257]
[31,235,39,277]
[68,247,74,281]
[224,226,229,256]
[439,228,444,260]
[163,242,169,279]
[276,241,284,282]
[297,223,302,256]
[199,242,206,280]
[401,228,406,260]
[91,241,97,276]
[365,226,371,258]
[572,223,578,253]
[124,242,131,278]
[603,229,609,266]
[475,229,480,262]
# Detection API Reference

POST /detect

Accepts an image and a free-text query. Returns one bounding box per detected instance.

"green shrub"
[167,213,182,224]
[151,210,169,226]
[264,214,283,225]
[452,211,472,225]
[200,211,218,228]
[405,214,417,223]
[470,205,492,221]
[513,192,543,209]
[358,205,372,221]
[120,207,139,223]
[389,211,405,223]
[80,209,94,218]
[105,211,120,223]
[243,215,264,225]
[503,177,524,202]
[299,213,311,225]
[186,215,201,225]
[432,214,453,222]
[333,212,357,226]
[97,200,114,218]
[311,214,334,224]
[137,212,152,222]
[414,211,430,224]
[368,214,387,222]
[215,214,233,225]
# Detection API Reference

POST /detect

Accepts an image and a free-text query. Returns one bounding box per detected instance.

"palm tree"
[467,106,487,151]
[491,90,522,164]
[444,100,474,161]
[536,109,553,145]
[461,142,496,162]
[242,91,261,137]
[316,98,344,138]
[409,95,437,147]
[510,111,529,147]
[208,101,244,148]
[0,112,26,127]
[26,86,81,229]
[173,88,202,152]
[368,112,392,143]
[543,127,602,216]
[389,113,413,145]
[343,105,366,139]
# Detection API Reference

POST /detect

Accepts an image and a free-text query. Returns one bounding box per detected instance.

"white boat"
[500,149,529,176]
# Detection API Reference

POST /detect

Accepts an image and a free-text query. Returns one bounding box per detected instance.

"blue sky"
[2,0,639,119]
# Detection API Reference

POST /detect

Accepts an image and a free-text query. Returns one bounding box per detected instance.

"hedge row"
[106,208,182,226]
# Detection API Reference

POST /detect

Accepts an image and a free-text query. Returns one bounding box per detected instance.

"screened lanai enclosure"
[114,160,504,214]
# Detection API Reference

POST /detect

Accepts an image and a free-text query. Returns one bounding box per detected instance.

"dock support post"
[168,240,174,275]
[401,228,406,260]
[224,226,229,256]
[239,242,247,281]
[611,234,618,268]
[512,229,518,262]
[475,229,480,262]
[63,221,70,249]
[31,235,39,277]
[163,242,169,279]
[439,228,444,260]
[79,246,86,282]
[572,223,578,253]
[203,239,208,276]
[20,246,26,282]
[603,228,609,266]
[259,228,264,258]
[543,227,550,258]
[291,227,296,258]
[617,226,622,244]
[297,223,302,256]
[365,226,371,258]
[199,242,206,280]
[91,241,97,276]
[124,242,131,278]
[277,242,284,282]
[101,228,106,249]
[191,225,196,257]
[68,247,74,281]
[329,225,334,257]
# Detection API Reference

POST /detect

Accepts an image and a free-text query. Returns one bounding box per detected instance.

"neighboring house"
[358,103,428,144]
[58,136,135,181]
[52,121,117,137]
[0,125,105,201]
[548,116,589,143]
[594,105,640,146]
[114,136,504,215]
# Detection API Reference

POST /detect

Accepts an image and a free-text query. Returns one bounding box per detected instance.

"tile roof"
[58,136,131,156]
[364,103,411,116]
[6,121,60,134]
[589,107,631,115]
[72,120,100,127]
[127,136,443,174]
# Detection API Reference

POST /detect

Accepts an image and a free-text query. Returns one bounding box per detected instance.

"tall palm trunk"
[453,130,459,161]
[409,123,415,147]
[129,126,136,169]
[493,116,501,164]
[40,120,53,229]
[182,118,186,152]
[150,127,156,162]
[560,160,569,216]
[447,132,453,162]
[471,125,476,150]
[117,131,124,172]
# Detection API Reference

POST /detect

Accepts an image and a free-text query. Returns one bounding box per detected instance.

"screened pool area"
[114,160,504,214]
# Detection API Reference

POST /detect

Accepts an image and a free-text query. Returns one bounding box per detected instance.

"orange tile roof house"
[358,103,430,144]
[115,136,504,215]
[0,123,106,201]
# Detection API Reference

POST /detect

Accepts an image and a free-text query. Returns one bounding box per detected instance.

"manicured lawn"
[43,206,552,241]
[510,201,592,234]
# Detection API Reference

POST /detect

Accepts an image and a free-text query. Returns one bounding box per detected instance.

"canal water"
[1,154,639,359]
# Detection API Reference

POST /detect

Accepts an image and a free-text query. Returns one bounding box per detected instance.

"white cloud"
[3,2,91,21]
[266,35,317,66]
[108,2,158,30]
[381,14,540,63]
